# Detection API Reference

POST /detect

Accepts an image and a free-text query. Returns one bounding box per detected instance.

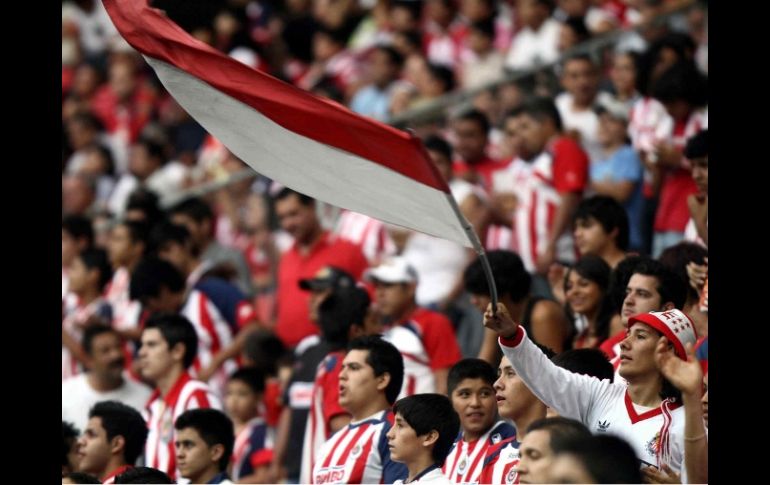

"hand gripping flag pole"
[103,0,499,312]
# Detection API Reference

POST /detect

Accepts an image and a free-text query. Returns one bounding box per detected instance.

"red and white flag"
[102,0,475,249]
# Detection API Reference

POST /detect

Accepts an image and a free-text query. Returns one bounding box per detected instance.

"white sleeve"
[499,327,617,423]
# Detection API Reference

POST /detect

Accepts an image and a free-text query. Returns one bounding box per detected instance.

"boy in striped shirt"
[442,359,516,484]
[311,335,407,484]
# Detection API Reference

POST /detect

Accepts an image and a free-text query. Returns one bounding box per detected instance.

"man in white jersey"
[139,313,222,480]
[389,394,460,484]
[442,359,516,484]
[484,305,700,481]
[312,335,408,484]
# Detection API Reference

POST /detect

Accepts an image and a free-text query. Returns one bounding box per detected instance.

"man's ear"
[376,372,392,393]
[110,435,126,456]
[422,429,439,448]
[170,341,186,364]
[662,302,676,311]
[210,443,224,464]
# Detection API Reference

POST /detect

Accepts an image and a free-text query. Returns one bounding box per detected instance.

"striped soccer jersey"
[442,420,517,484]
[312,410,407,484]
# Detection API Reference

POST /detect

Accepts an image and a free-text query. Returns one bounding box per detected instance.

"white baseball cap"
[364,256,418,284]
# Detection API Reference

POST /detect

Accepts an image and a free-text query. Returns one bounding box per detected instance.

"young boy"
[174,409,235,484]
[388,394,460,484]
[442,359,516,483]
[224,367,273,482]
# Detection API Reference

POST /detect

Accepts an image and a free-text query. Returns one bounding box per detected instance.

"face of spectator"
[109,60,136,101]
[561,58,599,106]
[89,331,126,381]
[618,322,661,380]
[494,356,540,421]
[275,193,320,245]
[338,349,387,417]
[67,118,97,150]
[610,53,637,97]
[373,281,415,320]
[225,379,261,423]
[574,215,614,256]
[564,268,603,317]
[73,63,101,98]
[426,0,454,27]
[557,24,580,53]
[690,156,708,194]
[76,417,111,477]
[462,0,493,22]
[386,412,426,463]
[517,429,558,484]
[502,115,531,160]
[453,118,488,162]
[596,112,628,147]
[621,274,665,325]
[312,32,341,62]
[67,255,93,295]
[175,427,220,483]
[517,114,550,156]
[517,0,547,29]
[138,328,180,382]
[370,49,399,88]
[62,175,95,216]
[451,378,498,440]
[427,149,453,182]
[107,223,140,268]
[469,29,493,54]
[128,143,161,180]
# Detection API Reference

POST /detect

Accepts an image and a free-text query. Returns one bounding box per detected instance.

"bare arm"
[529,300,571,354]
[537,192,581,273]
[199,321,262,382]
[267,407,292,483]
[433,368,450,396]
[591,179,636,203]
[477,328,503,365]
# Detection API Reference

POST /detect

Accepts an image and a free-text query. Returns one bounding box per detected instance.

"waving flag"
[101,0,478,249]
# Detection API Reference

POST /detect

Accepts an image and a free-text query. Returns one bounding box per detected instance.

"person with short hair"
[63,421,81,478]
[388,394,460,484]
[139,313,222,480]
[442,359,516,483]
[76,401,148,484]
[174,408,236,484]
[515,417,593,484]
[311,335,408,484]
[549,433,642,483]
[113,466,174,484]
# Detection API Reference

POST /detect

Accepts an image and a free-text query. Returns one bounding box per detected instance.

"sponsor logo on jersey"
[597,420,610,432]
[491,433,502,444]
[350,444,362,458]
[315,466,346,484]
[645,431,661,457]
[457,457,467,473]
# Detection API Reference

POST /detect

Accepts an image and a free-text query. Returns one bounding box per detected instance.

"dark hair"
[525,416,592,453]
[77,248,114,290]
[632,258,687,309]
[134,137,166,165]
[117,219,151,247]
[393,394,460,465]
[228,366,266,395]
[447,358,497,395]
[319,286,371,350]
[470,17,496,39]
[684,129,708,159]
[552,348,613,382]
[63,215,95,248]
[64,472,102,484]
[574,195,630,251]
[114,467,174,484]
[169,197,214,223]
[129,257,186,303]
[82,324,119,355]
[62,421,80,468]
[562,52,596,70]
[423,135,453,162]
[242,329,287,376]
[520,97,563,132]
[348,335,404,404]
[88,144,116,176]
[274,188,315,206]
[144,312,199,369]
[658,242,708,304]
[464,250,531,303]
[426,63,456,92]
[89,401,149,464]
[651,61,708,107]
[557,434,643,483]
[175,409,235,471]
[125,188,163,228]
[69,111,104,132]
[607,255,645,313]
[456,108,491,134]
[149,221,195,257]
[374,45,404,68]
[562,16,590,44]
[564,255,613,342]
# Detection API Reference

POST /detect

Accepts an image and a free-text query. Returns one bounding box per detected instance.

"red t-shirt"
[453,156,511,190]
[654,120,699,232]
[550,137,590,193]
[275,232,368,347]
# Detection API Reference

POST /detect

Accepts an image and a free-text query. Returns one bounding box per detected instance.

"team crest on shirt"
[645,432,661,456]
[457,457,467,473]
[506,468,518,484]
[491,433,502,444]
[596,420,610,432]
[161,416,174,444]
[351,444,362,458]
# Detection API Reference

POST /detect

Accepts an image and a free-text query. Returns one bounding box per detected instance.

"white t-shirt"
[61,372,153,431]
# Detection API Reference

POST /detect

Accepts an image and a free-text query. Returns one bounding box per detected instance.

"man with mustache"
[62,324,152,431]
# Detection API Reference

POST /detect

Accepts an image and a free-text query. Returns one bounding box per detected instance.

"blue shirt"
[350,84,392,121]
[590,145,644,251]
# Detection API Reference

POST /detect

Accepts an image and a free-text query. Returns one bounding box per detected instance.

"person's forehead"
[628,273,660,291]
[497,356,512,371]
[176,427,205,442]
[142,328,165,343]
[93,331,121,347]
[522,429,550,451]
[86,416,106,434]
[344,348,370,364]
[454,377,494,391]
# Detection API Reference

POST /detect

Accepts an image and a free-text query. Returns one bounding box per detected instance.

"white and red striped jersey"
[311,410,407,484]
[513,138,589,272]
[442,420,517,484]
[300,351,349,484]
[231,417,274,481]
[104,267,142,333]
[334,210,396,265]
[478,437,521,485]
[144,373,222,480]
[181,289,238,396]
[499,327,694,481]
[383,308,462,399]
[628,97,673,155]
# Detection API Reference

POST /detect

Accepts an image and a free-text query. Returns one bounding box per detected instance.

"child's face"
[225,379,260,422]
[451,378,497,439]
[386,413,424,463]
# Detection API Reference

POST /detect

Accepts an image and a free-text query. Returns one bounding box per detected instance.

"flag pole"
[445,195,499,314]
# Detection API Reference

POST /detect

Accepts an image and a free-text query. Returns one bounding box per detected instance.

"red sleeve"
[418,311,462,371]
[264,379,283,427]
[598,330,626,359]
[339,241,369,281]
[321,357,347,422]
[552,138,589,193]
[249,448,274,468]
